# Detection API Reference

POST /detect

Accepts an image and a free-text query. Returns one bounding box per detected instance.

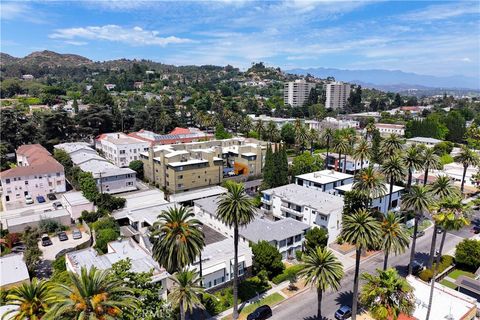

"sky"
[1,0,479,78]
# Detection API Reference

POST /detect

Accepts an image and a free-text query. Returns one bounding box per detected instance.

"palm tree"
[333,137,350,173]
[3,278,54,320]
[216,181,255,320]
[352,139,370,176]
[168,270,204,320]
[359,268,415,320]
[158,111,172,134]
[381,155,406,210]
[265,121,279,142]
[402,145,424,191]
[454,145,480,194]
[152,206,205,274]
[426,175,459,268]
[422,148,440,186]
[353,167,387,207]
[294,120,308,153]
[255,119,265,139]
[381,134,403,158]
[401,185,433,275]
[308,128,319,155]
[321,128,335,170]
[364,122,376,140]
[341,208,382,320]
[241,116,253,137]
[380,212,410,270]
[47,267,139,319]
[299,247,344,320]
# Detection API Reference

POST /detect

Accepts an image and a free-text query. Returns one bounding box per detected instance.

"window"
[127,182,133,186]
[25,181,28,185]
[5,195,9,202]
[120,150,126,154]
[5,179,10,184]
[295,234,301,242]
[178,175,183,179]
[279,240,286,248]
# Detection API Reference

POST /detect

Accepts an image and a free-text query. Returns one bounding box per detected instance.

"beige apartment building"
[141,138,268,194]
[325,82,351,109]
[283,79,315,107]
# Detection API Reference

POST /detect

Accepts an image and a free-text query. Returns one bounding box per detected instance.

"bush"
[272,265,305,285]
[419,255,455,282]
[39,219,65,234]
[304,227,328,251]
[251,241,285,279]
[129,160,144,180]
[419,269,433,282]
[95,193,126,212]
[80,209,107,224]
[92,217,119,232]
[455,239,480,271]
[95,228,120,254]
[202,294,220,316]
[295,250,303,261]
[238,276,271,301]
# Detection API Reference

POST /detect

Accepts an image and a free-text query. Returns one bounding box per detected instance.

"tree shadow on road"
[395,251,430,277]
[303,316,330,320]
[335,290,353,307]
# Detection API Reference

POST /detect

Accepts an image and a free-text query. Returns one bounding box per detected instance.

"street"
[271,227,467,320]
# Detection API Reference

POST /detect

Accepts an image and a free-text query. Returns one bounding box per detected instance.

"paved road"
[271,227,466,320]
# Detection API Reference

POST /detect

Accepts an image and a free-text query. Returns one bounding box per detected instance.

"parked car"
[25,195,34,205]
[57,231,68,241]
[41,234,52,246]
[335,305,352,320]
[247,305,272,320]
[472,225,480,234]
[410,230,425,238]
[52,201,63,209]
[43,209,52,213]
[11,244,27,253]
[47,193,57,200]
[409,260,425,275]
[72,228,82,240]
[36,195,46,203]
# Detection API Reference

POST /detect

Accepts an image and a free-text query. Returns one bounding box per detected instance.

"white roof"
[126,202,175,226]
[168,159,209,167]
[335,183,404,196]
[0,254,29,287]
[169,186,227,203]
[242,152,257,157]
[62,191,90,206]
[164,150,189,158]
[55,142,92,154]
[296,170,354,185]
[6,209,69,227]
[407,275,476,320]
[66,239,169,282]
[194,237,251,273]
[407,137,443,144]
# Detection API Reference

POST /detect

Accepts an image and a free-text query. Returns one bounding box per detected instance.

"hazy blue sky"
[1,1,479,77]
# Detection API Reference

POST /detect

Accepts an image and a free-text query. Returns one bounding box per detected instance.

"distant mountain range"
[288,67,479,91]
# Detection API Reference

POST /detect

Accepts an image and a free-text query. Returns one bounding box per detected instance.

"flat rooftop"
[296,170,354,185]
[407,137,443,144]
[169,186,227,204]
[0,253,29,288]
[240,217,310,243]
[262,184,344,213]
[6,209,69,227]
[62,191,90,206]
[335,183,404,196]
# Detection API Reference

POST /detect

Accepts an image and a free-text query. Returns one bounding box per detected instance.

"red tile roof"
[170,127,191,135]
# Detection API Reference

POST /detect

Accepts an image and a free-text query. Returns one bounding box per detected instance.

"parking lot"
[38,229,90,260]
[3,193,61,211]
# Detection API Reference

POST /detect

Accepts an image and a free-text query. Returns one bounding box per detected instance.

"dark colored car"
[47,193,57,200]
[409,260,425,275]
[41,234,53,247]
[472,225,480,234]
[36,195,46,203]
[53,201,63,209]
[411,230,425,238]
[57,231,68,241]
[247,305,272,320]
[335,305,352,320]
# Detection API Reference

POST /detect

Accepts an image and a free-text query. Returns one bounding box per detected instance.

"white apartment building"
[0,144,66,209]
[283,79,315,107]
[261,184,344,244]
[95,133,150,167]
[319,117,359,131]
[295,170,354,193]
[55,143,137,194]
[374,123,405,136]
[325,82,351,109]
[326,154,370,174]
[248,115,321,131]
[194,196,310,260]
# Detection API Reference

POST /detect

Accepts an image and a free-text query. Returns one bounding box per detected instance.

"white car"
[25,195,34,205]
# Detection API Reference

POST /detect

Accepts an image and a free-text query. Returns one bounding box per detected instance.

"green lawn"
[440,279,457,289]
[222,293,285,320]
[448,269,475,280]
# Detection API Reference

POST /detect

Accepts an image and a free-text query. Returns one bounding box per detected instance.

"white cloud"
[64,41,88,46]
[402,2,480,21]
[0,2,46,23]
[49,25,192,46]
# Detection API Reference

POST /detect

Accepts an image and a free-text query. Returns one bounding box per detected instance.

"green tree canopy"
[251,240,285,279]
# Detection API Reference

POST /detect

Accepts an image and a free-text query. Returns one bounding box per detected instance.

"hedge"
[419,255,454,282]
[272,264,305,285]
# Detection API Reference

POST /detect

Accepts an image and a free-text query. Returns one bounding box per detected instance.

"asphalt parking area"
[38,230,90,260]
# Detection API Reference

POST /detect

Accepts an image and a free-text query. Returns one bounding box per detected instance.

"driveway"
[39,230,90,260]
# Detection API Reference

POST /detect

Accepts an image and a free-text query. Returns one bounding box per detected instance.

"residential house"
[374,123,405,136]
[95,132,150,167]
[129,127,213,146]
[326,154,369,174]
[62,192,95,220]
[0,254,30,290]
[295,170,354,193]
[0,144,66,209]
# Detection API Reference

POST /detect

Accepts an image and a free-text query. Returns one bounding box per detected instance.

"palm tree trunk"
[338,152,342,172]
[360,155,364,175]
[426,245,443,320]
[343,154,347,173]
[461,164,467,194]
[408,215,419,275]
[325,139,330,170]
[423,166,429,186]
[383,249,389,271]
[407,168,413,191]
[427,224,438,269]
[352,247,361,320]
[317,287,323,319]
[180,302,185,320]
[388,177,394,210]
[438,228,447,257]
[233,224,239,320]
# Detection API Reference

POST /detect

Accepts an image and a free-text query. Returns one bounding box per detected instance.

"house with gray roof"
[194,195,310,259]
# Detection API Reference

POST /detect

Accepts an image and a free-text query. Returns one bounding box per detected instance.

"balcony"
[280,205,303,217]
[261,197,272,205]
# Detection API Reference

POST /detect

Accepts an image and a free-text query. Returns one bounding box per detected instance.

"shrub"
[202,294,220,316]
[295,250,303,261]
[39,219,65,234]
[80,209,107,224]
[92,217,119,232]
[272,265,305,285]
[238,276,271,301]
[95,193,126,212]
[455,239,480,271]
[95,228,120,254]
[419,269,433,282]
[419,255,455,282]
